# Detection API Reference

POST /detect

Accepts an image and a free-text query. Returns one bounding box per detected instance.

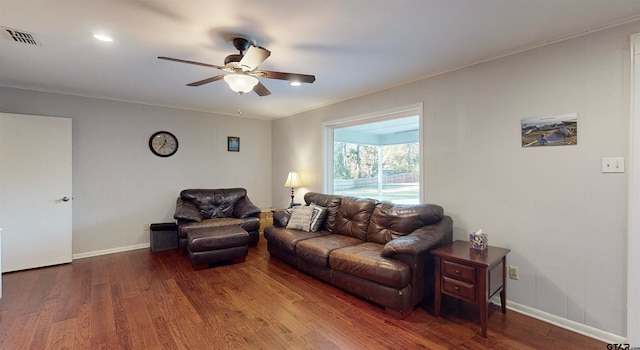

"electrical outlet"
[509,266,519,280]
[144,224,150,231]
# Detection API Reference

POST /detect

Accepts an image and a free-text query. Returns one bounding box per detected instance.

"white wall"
[0,87,272,256]
[272,21,640,339]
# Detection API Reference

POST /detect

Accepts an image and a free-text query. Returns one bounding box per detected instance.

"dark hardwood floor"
[0,234,606,349]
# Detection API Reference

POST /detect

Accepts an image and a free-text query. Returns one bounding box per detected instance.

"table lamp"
[283,172,302,208]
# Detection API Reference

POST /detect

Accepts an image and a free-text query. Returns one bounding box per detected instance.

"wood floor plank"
[110,283,135,349]
[149,316,178,349]
[20,269,57,315]
[73,302,91,349]
[89,255,112,286]
[53,262,92,323]
[0,233,608,349]
[88,283,117,349]
[27,299,57,350]
[44,318,78,350]
[0,267,37,313]
[109,253,141,300]
[298,329,342,350]
[545,327,606,350]
[120,294,164,349]
[0,311,38,349]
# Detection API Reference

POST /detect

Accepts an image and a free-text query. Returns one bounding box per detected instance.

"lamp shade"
[284,172,302,188]
[224,74,259,93]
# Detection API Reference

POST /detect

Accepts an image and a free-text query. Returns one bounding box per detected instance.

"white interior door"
[0,113,72,272]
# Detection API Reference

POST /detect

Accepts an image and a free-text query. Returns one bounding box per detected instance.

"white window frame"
[322,103,425,203]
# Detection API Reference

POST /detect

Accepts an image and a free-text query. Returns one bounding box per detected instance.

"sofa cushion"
[367,202,444,244]
[304,192,342,232]
[329,242,411,289]
[332,197,378,241]
[181,188,246,219]
[296,234,363,267]
[263,226,330,255]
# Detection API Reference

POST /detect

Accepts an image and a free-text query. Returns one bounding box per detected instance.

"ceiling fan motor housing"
[231,37,251,53]
[224,54,243,67]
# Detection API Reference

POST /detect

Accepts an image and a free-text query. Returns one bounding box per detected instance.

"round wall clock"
[149,131,178,157]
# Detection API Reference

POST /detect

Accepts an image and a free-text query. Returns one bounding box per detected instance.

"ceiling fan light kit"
[224,74,259,93]
[158,36,315,96]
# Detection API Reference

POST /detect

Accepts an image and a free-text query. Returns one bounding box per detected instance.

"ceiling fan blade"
[239,45,271,71]
[253,81,271,96]
[158,56,225,70]
[260,70,316,84]
[186,75,226,86]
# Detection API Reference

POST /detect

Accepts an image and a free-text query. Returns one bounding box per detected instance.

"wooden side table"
[432,240,510,337]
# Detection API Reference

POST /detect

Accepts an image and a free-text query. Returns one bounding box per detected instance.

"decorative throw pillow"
[309,203,328,232]
[286,205,315,231]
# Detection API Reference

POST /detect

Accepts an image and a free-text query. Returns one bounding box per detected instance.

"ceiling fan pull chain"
[237,92,244,117]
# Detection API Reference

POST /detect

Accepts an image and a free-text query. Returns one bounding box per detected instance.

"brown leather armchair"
[173,188,261,253]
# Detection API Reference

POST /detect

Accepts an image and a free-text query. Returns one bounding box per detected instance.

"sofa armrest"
[272,210,291,227]
[381,216,453,257]
[174,197,202,222]
[233,195,261,218]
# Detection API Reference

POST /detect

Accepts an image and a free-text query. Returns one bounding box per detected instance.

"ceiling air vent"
[1,26,41,46]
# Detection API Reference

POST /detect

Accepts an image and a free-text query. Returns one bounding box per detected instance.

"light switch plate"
[602,157,625,173]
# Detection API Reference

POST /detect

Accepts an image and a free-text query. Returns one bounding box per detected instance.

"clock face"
[149,131,178,157]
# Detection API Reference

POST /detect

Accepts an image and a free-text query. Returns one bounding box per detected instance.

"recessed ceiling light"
[93,33,113,42]
[290,81,301,87]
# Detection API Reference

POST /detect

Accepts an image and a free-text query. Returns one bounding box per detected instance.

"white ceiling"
[2,0,640,120]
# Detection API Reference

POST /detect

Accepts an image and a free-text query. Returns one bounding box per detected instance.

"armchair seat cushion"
[179,217,259,238]
[329,242,411,289]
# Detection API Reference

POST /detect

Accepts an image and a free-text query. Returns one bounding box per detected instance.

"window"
[324,105,422,203]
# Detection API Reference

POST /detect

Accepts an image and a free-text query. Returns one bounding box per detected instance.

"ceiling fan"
[158,37,315,96]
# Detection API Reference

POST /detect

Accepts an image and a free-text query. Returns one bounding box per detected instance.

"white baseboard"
[492,299,627,344]
[72,243,150,260]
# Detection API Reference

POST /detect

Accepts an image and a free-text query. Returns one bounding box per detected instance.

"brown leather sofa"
[173,188,261,254]
[264,192,453,319]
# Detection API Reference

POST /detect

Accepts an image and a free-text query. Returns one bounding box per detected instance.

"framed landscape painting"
[521,113,577,147]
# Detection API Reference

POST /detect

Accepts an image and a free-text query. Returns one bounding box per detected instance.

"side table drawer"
[443,277,475,302]
[443,260,476,283]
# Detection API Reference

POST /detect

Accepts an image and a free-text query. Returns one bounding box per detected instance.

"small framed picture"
[227,136,240,152]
